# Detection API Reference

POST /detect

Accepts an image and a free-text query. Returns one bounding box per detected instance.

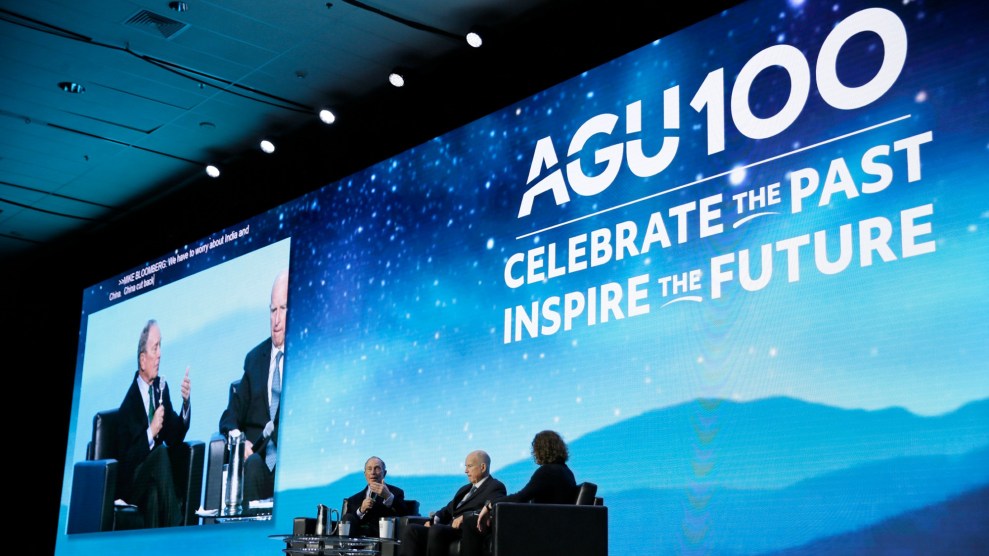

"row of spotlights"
[388,30,482,88]
[205,107,337,177]
[200,27,486,176]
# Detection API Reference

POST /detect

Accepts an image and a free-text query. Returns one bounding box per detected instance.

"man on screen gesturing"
[115,319,191,528]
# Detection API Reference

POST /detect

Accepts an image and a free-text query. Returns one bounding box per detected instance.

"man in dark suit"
[219,269,288,502]
[398,450,506,556]
[343,456,411,537]
[116,319,191,528]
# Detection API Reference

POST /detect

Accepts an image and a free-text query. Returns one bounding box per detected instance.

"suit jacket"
[345,483,409,534]
[116,371,189,502]
[434,476,506,525]
[219,338,280,456]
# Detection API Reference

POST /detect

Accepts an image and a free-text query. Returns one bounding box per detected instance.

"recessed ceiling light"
[466,31,483,48]
[58,82,85,94]
[318,109,336,125]
[260,140,276,154]
[205,165,220,178]
[388,71,405,88]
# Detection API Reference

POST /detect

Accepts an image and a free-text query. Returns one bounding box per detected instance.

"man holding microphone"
[115,319,191,528]
[343,456,411,537]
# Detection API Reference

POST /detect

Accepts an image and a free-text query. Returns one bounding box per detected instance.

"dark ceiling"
[2,0,743,273]
[1,0,550,260]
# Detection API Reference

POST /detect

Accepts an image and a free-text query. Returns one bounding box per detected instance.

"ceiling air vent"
[124,9,188,39]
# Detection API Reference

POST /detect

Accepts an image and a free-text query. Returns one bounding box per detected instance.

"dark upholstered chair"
[486,481,606,556]
[67,408,205,533]
[492,502,608,556]
[396,510,464,556]
[345,498,419,519]
[575,481,598,505]
[343,497,420,546]
[395,482,604,556]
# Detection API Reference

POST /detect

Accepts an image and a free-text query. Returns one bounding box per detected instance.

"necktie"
[147,384,155,422]
[266,350,283,471]
[457,485,478,508]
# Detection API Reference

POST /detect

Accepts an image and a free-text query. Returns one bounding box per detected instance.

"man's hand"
[244,439,254,458]
[150,404,165,437]
[477,505,491,532]
[451,515,464,529]
[263,420,275,438]
[368,481,392,500]
[181,367,191,402]
[360,497,374,514]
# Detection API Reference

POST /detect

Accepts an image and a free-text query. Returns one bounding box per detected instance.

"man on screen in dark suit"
[342,456,412,537]
[399,450,506,556]
[116,319,191,528]
[219,269,289,502]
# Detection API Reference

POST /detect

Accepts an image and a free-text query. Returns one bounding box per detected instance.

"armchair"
[394,483,603,556]
[348,498,419,518]
[487,482,606,556]
[575,481,598,505]
[67,408,205,533]
[340,498,418,540]
[492,501,607,556]
[395,509,463,556]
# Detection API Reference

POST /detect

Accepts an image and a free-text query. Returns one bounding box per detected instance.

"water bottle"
[224,429,245,514]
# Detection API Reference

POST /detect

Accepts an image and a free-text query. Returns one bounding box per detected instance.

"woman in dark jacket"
[460,430,578,556]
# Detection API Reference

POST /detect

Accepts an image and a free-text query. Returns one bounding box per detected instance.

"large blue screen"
[57,0,989,553]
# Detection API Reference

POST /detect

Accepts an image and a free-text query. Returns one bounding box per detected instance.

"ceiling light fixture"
[318,109,337,125]
[466,30,483,48]
[205,165,221,178]
[388,70,406,88]
[58,82,85,94]
[260,140,276,154]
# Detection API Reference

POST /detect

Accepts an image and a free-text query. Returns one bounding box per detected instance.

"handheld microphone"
[370,478,385,503]
[152,376,164,409]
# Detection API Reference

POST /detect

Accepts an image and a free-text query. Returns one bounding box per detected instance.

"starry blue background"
[57,0,989,554]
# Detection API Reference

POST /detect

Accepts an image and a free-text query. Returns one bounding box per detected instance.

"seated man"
[219,270,288,502]
[399,450,506,556]
[343,456,411,537]
[115,319,192,528]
